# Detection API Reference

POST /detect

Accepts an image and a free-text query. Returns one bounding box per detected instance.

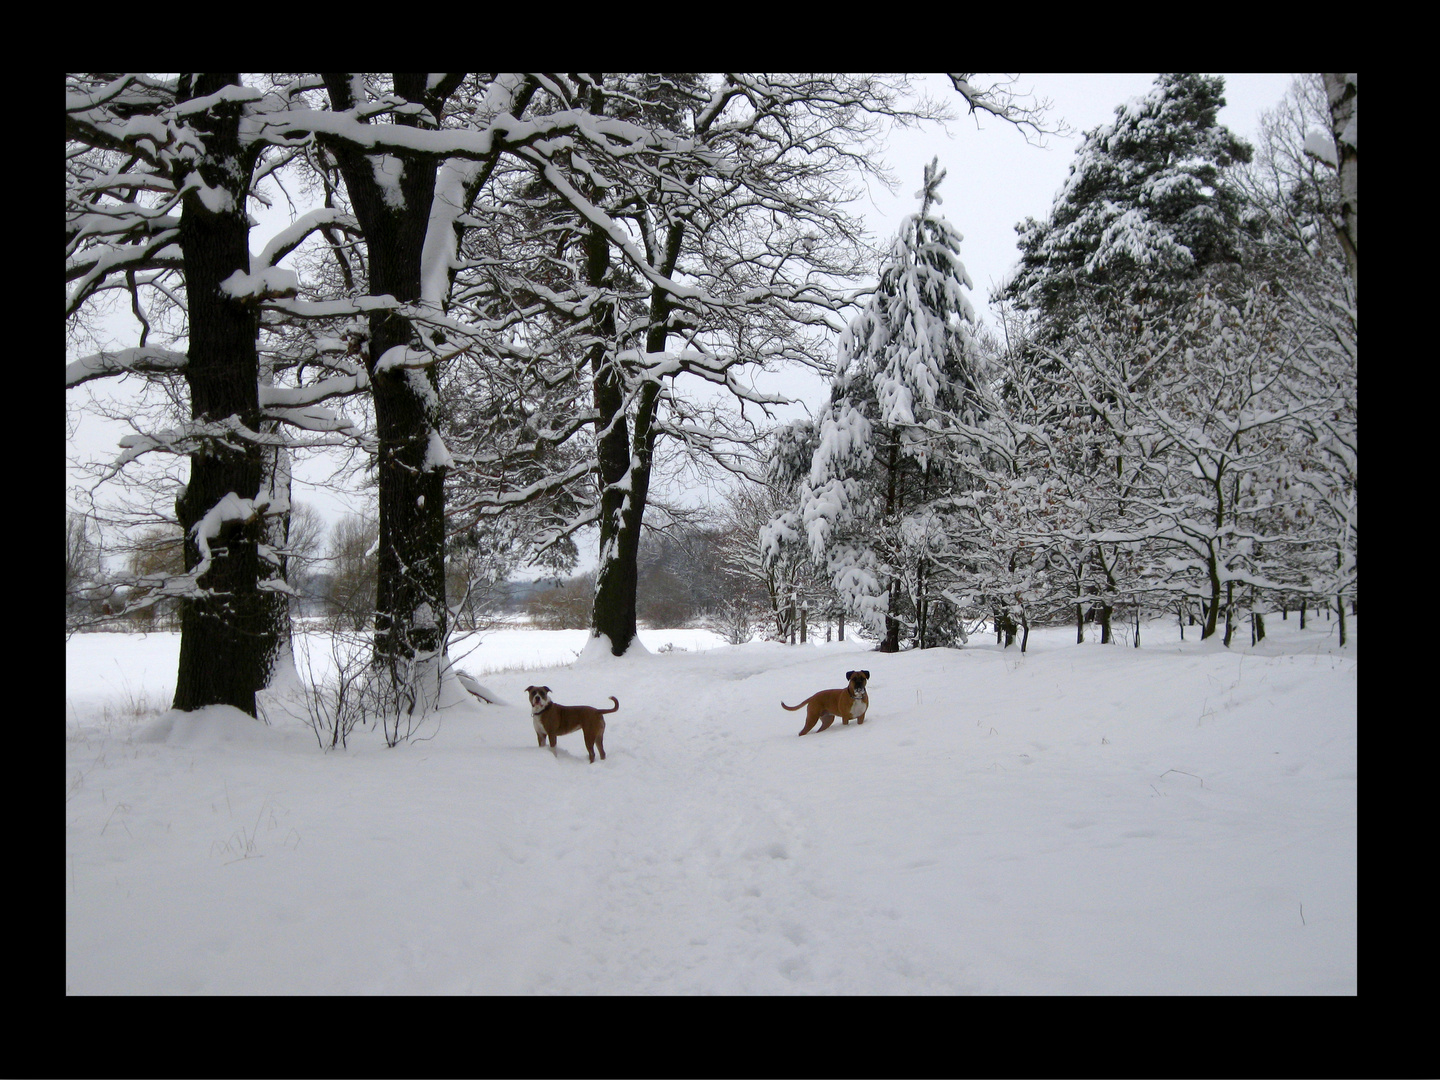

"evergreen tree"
[801,160,1001,650]
[1001,73,1253,336]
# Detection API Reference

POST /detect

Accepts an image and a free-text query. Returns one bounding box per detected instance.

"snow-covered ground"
[65,616,1356,994]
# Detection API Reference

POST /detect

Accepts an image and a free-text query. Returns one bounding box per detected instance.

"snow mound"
[447,666,507,707]
[136,705,278,749]
[572,631,651,666]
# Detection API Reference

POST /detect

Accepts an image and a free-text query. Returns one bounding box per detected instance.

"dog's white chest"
[532,711,548,737]
[849,693,867,719]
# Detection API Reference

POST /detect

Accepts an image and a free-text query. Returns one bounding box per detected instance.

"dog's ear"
[861,670,870,679]
[846,670,855,679]
[525,685,536,693]
[541,686,551,694]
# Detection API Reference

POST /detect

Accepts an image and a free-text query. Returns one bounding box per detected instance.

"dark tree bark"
[319,73,462,681]
[584,206,638,654]
[590,340,664,654]
[171,74,268,716]
[587,74,678,656]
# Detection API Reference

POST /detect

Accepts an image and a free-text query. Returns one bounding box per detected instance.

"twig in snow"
[1160,768,1204,788]
[100,802,132,836]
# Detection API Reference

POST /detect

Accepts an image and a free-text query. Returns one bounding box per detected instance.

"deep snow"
[65,616,1356,995]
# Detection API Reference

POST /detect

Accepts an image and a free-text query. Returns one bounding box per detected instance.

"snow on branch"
[220,266,299,301]
[253,207,361,271]
[258,368,369,409]
[1303,128,1339,169]
[261,102,667,167]
[947,74,1062,143]
[65,347,188,388]
[65,232,183,317]
[528,152,703,302]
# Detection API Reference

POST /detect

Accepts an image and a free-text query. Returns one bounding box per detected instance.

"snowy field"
[65,616,1356,995]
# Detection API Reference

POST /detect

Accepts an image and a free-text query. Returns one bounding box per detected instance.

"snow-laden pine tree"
[1001,73,1253,338]
[800,160,1003,650]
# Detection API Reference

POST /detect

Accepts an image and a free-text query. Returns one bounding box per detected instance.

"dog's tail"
[780,698,806,711]
[599,696,620,714]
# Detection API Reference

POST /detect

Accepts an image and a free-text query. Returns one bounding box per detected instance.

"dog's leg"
[817,712,837,732]
[596,722,605,761]
[798,709,821,736]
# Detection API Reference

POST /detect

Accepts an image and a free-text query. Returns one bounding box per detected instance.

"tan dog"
[782,669,869,736]
[526,685,618,763]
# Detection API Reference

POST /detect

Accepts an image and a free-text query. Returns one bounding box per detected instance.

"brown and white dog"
[525,685,618,763]
[781,670,869,736]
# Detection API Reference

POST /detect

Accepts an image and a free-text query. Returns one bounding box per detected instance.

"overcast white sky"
[67,73,1302,542]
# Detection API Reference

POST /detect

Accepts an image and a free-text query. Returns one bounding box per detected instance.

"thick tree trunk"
[370,345,448,666]
[600,378,662,652]
[321,75,450,707]
[586,218,639,654]
[589,352,667,656]
[171,74,267,717]
[588,107,682,656]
